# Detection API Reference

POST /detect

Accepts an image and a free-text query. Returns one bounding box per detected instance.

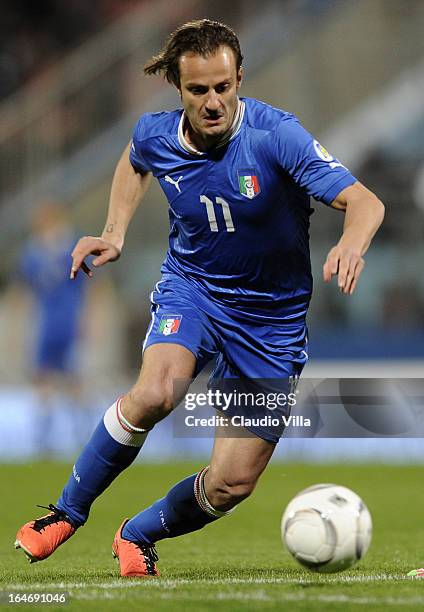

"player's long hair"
[144,19,243,87]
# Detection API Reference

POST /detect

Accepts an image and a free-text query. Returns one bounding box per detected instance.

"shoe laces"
[32,504,73,532]
[133,541,159,574]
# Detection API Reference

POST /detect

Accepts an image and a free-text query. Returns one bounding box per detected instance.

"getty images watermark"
[172,377,424,439]
[183,387,309,430]
[172,377,313,438]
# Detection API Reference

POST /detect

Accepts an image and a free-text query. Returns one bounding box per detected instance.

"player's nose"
[205,90,221,112]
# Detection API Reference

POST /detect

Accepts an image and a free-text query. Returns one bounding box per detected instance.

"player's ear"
[236,66,243,90]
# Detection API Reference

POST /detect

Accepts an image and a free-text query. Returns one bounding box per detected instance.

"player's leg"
[121,420,275,544]
[119,343,194,430]
[14,343,196,564]
[15,271,218,565]
[111,420,275,576]
[204,421,275,510]
[56,343,196,525]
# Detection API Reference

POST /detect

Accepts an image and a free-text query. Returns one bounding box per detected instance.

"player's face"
[178,46,242,150]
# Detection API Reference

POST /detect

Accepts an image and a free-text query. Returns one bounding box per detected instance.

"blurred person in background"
[15,20,384,577]
[18,200,88,455]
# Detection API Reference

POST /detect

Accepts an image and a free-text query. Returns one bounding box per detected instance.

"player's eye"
[189,87,207,95]
[215,83,230,93]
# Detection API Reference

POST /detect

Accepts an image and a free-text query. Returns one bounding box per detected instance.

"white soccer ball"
[281,483,372,573]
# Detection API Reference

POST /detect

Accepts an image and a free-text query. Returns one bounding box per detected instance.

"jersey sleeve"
[275,116,356,205]
[129,115,151,174]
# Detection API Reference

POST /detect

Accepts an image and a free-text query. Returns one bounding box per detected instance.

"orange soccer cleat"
[112,519,159,577]
[15,504,76,563]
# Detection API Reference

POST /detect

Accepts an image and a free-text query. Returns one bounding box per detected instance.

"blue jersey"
[130,97,356,322]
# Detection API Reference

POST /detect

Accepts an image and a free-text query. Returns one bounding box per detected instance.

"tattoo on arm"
[106,224,114,233]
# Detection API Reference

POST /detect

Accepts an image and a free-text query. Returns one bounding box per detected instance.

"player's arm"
[70,142,152,279]
[323,181,385,295]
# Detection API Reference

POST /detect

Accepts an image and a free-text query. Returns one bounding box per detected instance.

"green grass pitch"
[1,461,424,611]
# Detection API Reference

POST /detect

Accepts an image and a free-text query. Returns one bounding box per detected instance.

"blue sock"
[122,467,231,545]
[57,400,148,526]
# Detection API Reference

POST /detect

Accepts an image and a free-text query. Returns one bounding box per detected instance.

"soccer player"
[18,201,87,454]
[15,20,384,577]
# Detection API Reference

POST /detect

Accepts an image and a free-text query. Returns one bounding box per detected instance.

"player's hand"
[70,236,121,279]
[323,245,364,295]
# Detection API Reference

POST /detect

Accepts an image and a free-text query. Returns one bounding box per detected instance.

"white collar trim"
[178,98,245,154]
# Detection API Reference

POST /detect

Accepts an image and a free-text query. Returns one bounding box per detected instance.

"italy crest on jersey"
[159,315,182,336]
[238,169,260,199]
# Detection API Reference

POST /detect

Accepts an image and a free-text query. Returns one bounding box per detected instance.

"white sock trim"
[194,466,235,518]
[103,398,148,447]
[116,398,149,433]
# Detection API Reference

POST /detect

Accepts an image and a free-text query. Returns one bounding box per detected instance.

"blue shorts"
[143,273,308,443]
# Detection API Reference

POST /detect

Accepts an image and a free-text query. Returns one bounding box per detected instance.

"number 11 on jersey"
[200,195,235,232]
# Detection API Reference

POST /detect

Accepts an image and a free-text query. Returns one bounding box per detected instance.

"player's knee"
[206,473,256,509]
[132,384,174,414]
[125,384,174,427]
[225,481,254,505]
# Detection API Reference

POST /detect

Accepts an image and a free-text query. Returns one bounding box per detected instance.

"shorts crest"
[158,315,182,335]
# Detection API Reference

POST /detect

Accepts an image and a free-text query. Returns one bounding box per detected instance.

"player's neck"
[184,126,219,152]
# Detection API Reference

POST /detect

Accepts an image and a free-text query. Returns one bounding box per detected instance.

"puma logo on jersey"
[73,465,81,483]
[165,174,184,193]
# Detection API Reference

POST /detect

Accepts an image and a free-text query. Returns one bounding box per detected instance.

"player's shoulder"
[242,97,299,133]
[133,109,182,142]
